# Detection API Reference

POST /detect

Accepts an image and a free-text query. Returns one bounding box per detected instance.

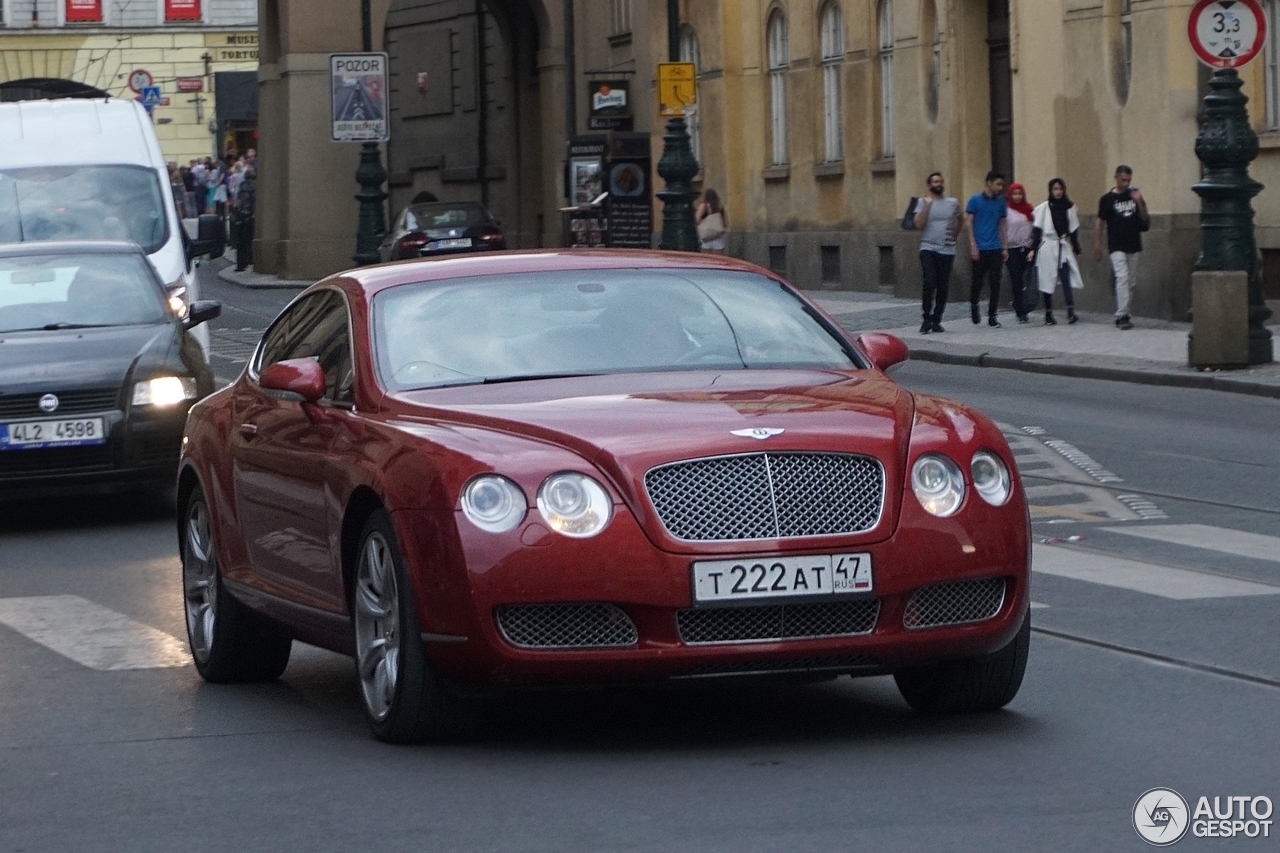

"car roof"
[0,99,162,169]
[328,250,784,299]
[0,240,149,259]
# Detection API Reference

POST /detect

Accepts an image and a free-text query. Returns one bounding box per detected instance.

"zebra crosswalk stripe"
[1100,524,1280,564]
[0,595,190,671]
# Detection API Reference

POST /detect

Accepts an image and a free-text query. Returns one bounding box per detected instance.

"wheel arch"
[341,486,387,608]
[176,463,203,547]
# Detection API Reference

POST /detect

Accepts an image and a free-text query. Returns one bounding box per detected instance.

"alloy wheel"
[354,532,401,722]
[182,498,218,664]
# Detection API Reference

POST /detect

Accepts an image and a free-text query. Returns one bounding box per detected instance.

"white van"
[0,98,222,350]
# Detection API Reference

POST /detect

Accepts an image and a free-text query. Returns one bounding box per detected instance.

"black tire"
[352,510,471,743]
[893,611,1030,714]
[181,484,292,683]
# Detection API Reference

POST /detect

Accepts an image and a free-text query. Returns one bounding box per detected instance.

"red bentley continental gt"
[178,251,1031,742]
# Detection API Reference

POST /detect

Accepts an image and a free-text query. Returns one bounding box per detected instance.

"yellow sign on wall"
[657,62,696,117]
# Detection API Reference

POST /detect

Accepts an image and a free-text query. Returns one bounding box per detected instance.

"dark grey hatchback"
[0,241,220,497]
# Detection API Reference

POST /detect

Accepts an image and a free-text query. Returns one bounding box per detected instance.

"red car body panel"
[179,250,1031,685]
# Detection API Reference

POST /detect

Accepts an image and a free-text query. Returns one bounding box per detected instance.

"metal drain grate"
[495,603,638,649]
[677,599,881,645]
[902,578,1007,629]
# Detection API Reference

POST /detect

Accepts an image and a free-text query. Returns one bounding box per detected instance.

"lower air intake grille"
[677,600,880,645]
[495,603,638,649]
[0,445,113,478]
[902,578,1007,629]
[675,655,881,678]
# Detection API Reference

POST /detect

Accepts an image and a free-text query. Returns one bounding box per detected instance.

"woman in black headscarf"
[1031,177,1083,325]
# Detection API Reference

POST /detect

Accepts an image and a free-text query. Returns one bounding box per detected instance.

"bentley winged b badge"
[730,427,785,440]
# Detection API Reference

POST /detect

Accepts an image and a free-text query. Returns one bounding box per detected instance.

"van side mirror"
[187,214,226,261]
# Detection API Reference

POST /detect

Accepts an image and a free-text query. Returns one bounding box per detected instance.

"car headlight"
[911,453,965,517]
[461,475,527,533]
[971,450,1012,506]
[166,284,188,316]
[132,376,198,407]
[537,472,612,538]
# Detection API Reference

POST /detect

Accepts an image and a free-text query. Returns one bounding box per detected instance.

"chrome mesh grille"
[0,388,120,418]
[645,452,885,541]
[677,600,881,645]
[902,578,1007,630]
[495,604,638,649]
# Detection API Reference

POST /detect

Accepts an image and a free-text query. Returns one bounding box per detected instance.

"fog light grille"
[902,578,1007,630]
[677,600,880,645]
[495,603,638,649]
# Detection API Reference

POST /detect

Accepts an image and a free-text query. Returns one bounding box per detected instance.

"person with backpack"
[909,171,961,334]
[695,188,727,254]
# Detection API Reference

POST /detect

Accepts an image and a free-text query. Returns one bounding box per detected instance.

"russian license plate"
[0,417,107,450]
[692,553,873,604]
[426,238,472,250]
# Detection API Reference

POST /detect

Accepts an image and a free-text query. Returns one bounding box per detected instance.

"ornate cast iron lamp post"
[1192,68,1273,364]
[353,0,388,266]
[656,0,700,251]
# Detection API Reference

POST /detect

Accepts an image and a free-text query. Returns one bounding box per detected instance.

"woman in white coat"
[1032,177,1084,325]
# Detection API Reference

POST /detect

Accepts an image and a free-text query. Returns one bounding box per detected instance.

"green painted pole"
[353,0,388,267]
[657,0,700,252]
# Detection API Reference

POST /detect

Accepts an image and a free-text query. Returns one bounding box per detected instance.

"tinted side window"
[274,292,352,402]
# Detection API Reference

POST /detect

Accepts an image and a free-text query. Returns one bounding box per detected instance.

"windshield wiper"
[481,372,602,385]
[3,323,115,332]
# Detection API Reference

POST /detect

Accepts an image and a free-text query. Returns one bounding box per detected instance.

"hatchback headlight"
[461,475,527,533]
[971,450,1012,506]
[132,376,198,407]
[911,453,965,517]
[537,472,612,538]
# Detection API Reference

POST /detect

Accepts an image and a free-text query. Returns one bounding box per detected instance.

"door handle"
[238,423,258,437]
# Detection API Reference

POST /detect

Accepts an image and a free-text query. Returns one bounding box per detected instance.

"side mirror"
[189,214,226,261]
[183,300,222,330]
[855,333,910,372]
[259,358,326,403]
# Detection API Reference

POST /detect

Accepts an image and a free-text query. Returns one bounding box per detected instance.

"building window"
[878,0,895,158]
[768,11,789,166]
[819,2,844,163]
[923,0,941,123]
[1118,0,1133,103]
[1267,0,1280,128]
[611,0,631,36]
[680,25,702,168]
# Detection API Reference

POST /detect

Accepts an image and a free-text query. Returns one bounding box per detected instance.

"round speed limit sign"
[1188,0,1267,68]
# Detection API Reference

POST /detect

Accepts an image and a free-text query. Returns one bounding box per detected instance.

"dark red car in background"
[177,251,1031,743]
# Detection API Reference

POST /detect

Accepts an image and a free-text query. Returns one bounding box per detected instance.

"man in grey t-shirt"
[912,171,961,334]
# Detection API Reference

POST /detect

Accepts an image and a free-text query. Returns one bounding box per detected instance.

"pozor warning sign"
[330,53,390,143]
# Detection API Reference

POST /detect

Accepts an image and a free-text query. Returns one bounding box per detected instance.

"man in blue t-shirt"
[965,171,1008,327]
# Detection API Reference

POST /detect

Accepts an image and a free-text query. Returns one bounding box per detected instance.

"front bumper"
[391,503,1031,685]
[0,407,189,498]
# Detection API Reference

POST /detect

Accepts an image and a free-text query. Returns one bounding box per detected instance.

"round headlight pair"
[910,451,1011,517]
[460,472,612,537]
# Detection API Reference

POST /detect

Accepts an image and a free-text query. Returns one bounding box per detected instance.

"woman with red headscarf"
[1004,182,1036,323]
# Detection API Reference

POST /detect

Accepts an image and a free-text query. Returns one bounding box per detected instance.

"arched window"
[768,11,789,166]
[922,0,941,123]
[878,0,895,158]
[680,25,702,167]
[820,2,844,163]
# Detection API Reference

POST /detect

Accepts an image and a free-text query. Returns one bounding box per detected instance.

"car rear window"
[404,203,491,230]
[372,269,864,391]
[0,252,168,332]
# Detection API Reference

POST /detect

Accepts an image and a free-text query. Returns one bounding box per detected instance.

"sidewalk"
[803,289,1280,400]
[213,262,1280,399]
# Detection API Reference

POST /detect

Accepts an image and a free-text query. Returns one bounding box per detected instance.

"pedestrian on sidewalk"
[1004,182,1036,323]
[695,188,728,254]
[965,170,1008,327]
[1093,165,1148,330]
[912,171,961,334]
[232,168,256,272]
[1032,177,1083,326]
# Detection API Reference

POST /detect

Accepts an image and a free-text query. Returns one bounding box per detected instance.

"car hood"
[392,369,916,545]
[0,323,177,393]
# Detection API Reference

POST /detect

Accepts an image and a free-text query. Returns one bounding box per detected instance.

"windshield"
[405,203,491,231]
[373,269,863,391]
[0,252,169,333]
[0,165,170,254]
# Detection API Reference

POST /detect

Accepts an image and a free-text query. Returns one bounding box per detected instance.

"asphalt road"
[1,267,1277,852]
